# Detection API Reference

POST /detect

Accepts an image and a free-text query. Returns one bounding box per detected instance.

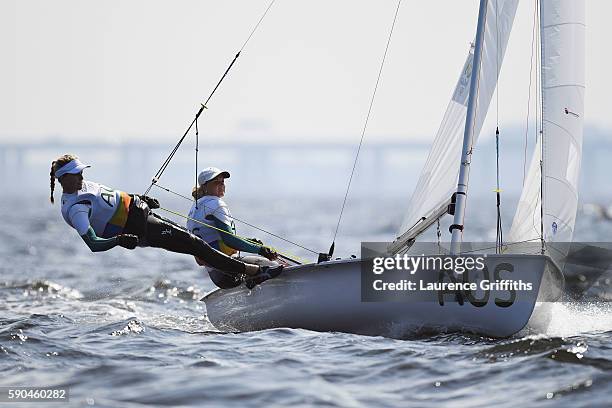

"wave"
[0,279,83,299]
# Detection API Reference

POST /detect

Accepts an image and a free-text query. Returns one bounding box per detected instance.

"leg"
[206,268,243,289]
[205,255,278,289]
[144,214,247,275]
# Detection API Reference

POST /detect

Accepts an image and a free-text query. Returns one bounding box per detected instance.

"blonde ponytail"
[191,184,207,200]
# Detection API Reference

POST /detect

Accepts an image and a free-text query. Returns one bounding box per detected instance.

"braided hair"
[49,154,78,204]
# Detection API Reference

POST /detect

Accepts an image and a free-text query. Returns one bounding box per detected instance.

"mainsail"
[509,0,585,258]
[392,0,519,251]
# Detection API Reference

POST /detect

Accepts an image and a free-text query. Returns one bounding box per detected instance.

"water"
[1,194,611,407]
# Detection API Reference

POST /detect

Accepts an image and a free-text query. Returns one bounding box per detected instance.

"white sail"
[508,137,542,248]
[509,0,585,254]
[394,0,519,248]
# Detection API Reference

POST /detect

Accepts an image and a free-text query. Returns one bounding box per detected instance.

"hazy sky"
[1,0,610,144]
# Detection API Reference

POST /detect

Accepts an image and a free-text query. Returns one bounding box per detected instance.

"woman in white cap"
[50,154,281,286]
[187,166,282,288]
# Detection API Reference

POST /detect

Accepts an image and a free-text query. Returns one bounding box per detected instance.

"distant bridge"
[2,138,609,200]
[0,141,432,195]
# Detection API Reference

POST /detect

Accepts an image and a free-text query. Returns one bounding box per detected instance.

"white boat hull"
[203,254,563,338]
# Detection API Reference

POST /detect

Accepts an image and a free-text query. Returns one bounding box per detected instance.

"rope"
[150,183,319,255]
[331,0,402,249]
[158,206,309,264]
[143,0,276,195]
[152,183,194,202]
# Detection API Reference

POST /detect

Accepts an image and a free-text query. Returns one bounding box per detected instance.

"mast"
[449,0,489,255]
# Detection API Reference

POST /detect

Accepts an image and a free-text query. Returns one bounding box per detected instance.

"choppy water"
[1,194,611,407]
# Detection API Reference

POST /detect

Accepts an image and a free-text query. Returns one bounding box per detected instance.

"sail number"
[437,263,516,307]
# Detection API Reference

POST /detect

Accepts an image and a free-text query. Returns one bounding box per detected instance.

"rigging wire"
[330,0,402,255]
[494,0,503,254]
[134,1,315,260]
[143,0,277,195]
[150,182,320,255]
[240,0,276,52]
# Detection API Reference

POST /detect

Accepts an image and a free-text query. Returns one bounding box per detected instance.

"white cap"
[198,167,230,185]
[55,158,91,179]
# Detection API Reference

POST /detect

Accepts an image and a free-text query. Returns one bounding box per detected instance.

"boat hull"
[203,254,562,338]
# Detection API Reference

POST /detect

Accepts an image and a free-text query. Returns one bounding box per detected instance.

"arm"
[81,227,119,252]
[70,207,137,252]
[69,207,118,252]
[208,215,262,254]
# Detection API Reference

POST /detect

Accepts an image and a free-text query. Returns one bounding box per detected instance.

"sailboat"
[203,0,584,338]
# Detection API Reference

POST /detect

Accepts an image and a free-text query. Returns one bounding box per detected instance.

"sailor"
[50,154,281,286]
[187,166,282,289]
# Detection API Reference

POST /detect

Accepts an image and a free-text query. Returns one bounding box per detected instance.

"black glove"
[117,234,139,250]
[249,238,264,245]
[258,246,278,260]
[139,195,160,209]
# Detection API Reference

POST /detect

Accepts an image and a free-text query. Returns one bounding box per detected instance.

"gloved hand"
[249,238,264,245]
[258,246,278,260]
[245,265,284,289]
[117,234,139,249]
[139,195,160,209]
